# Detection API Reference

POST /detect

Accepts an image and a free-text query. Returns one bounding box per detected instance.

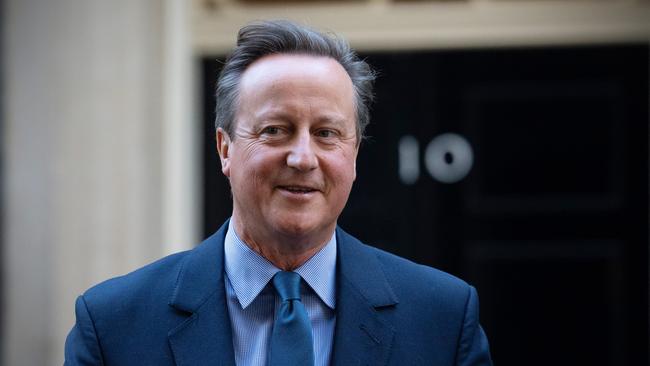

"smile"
[278,185,318,194]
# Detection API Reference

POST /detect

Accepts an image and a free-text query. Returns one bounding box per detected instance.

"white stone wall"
[2,1,197,364]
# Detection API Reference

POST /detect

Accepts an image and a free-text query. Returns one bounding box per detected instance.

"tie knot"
[272,271,302,302]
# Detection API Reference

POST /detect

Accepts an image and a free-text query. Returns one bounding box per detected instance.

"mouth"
[277,185,319,194]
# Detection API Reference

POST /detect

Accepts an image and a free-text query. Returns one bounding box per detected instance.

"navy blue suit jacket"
[65,222,492,365]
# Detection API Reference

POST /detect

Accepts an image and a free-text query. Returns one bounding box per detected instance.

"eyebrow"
[256,110,350,126]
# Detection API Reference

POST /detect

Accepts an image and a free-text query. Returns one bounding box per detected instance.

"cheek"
[231,165,272,209]
[327,155,357,192]
[235,150,280,188]
[341,148,359,180]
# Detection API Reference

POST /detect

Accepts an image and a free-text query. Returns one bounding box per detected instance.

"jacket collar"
[331,227,399,366]
[167,221,236,366]
[166,222,399,366]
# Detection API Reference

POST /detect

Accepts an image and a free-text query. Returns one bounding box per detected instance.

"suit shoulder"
[81,250,189,309]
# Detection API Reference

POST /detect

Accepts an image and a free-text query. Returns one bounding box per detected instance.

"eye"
[315,129,336,138]
[261,126,280,135]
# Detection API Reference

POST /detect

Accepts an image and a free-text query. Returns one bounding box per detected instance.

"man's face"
[217,53,358,242]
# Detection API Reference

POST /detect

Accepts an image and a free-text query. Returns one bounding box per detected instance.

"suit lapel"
[167,222,236,366]
[331,228,399,366]
[165,223,398,365]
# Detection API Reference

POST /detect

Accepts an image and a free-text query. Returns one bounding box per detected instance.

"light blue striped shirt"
[224,220,337,366]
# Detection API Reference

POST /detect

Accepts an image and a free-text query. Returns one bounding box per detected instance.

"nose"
[286,131,318,171]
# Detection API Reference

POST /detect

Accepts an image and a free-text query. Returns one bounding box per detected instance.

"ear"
[216,127,232,178]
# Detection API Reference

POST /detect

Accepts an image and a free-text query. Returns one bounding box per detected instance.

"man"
[65,20,492,366]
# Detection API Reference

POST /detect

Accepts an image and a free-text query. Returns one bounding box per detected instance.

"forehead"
[232,54,358,135]
[238,53,355,102]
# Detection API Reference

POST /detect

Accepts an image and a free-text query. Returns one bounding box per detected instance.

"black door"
[201,44,649,366]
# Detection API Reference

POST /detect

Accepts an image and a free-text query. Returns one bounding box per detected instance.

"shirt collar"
[224,219,337,310]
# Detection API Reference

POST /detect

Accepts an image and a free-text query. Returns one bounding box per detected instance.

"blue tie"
[268,271,315,366]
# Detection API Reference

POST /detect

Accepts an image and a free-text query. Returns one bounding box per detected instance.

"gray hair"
[214,20,376,142]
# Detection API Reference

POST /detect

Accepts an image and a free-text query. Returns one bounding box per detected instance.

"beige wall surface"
[191,0,650,54]
[3,0,171,365]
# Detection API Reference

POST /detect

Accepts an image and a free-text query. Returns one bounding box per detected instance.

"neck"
[231,217,334,271]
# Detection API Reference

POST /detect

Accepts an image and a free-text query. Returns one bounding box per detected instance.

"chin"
[272,214,332,239]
